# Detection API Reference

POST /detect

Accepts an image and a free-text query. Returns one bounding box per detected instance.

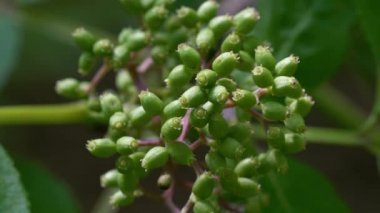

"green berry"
[157,173,172,190]
[86,138,116,158]
[129,106,153,127]
[116,70,135,93]
[110,191,134,207]
[129,152,148,178]
[209,15,233,37]
[209,85,230,105]
[192,172,215,200]
[275,55,299,76]
[116,136,138,155]
[166,65,193,88]
[255,45,276,71]
[118,28,133,44]
[177,44,201,69]
[93,39,113,57]
[242,35,260,54]
[234,158,258,177]
[109,112,128,130]
[237,50,255,71]
[163,100,187,119]
[115,155,135,174]
[197,0,218,23]
[261,101,287,121]
[237,177,260,197]
[161,117,183,141]
[196,28,215,54]
[205,151,226,174]
[142,146,169,170]
[118,171,139,193]
[177,6,198,28]
[217,137,245,159]
[267,127,285,149]
[166,141,194,165]
[232,89,256,109]
[144,6,168,30]
[55,78,80,99]
[272,76,303,98]
[193,200,216,213]
[190,107,211,128]
[228,123,253,142]
[221,33,242,53]
[72,27,97,51]
[179,86,208,108]
[216,78,237,92]
[252,65,274,88]
[78,52,96,76]
[208,114,229,139]
[284,113,306,133]
[233,8,260,34]
[113,44,130,68]
[265,149,288,173]
[139,91,164,115]
[100,169,119,188]
[151,45,168,64]
[289,95,314,117]
[125,30,149,51]
[212,52,239,76]
[196,69,218,88]
[219,168,239,194]
[100,93,123,117]
[284,133,306,153]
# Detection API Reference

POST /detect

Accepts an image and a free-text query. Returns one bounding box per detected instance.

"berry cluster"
[56,0,314,212]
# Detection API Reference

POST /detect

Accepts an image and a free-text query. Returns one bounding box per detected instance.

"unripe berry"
[243,35,260,54]
[289,95,314,117]
[109,191,134,207]
[261,101,287,121]
[55,78,80,99]
[144,6,168,30]
[116,70,135,94]
[177,6,198,28]
[216,78,238,92]
[196,69,218,88]
[196,28,215,54]
[265,149,288,174]
[234,158,259,177]
[177,44,201,69]
[116,155,135,174]
[221,33,242,53]
[228,123,253,142]
[118,28,133,44]
[118,171,139,193]
[125,30,149,51]
[232,89,256,109]
[208,114,229,139]
[217,137,245,159]
[163,100,187,119]
[157,173,172,190]
[272,76,303,98]
[219,168,240,194]
[151,45,168,64]
[179,86,208,108]
[284,113,306,133]
[72,27,97,51]
[166,141,194,165]
[252,65,274,88]
[197,0,218,23]
[209,15,233,37]
[284,133,306,153]
[116,136,138,155]
[109,112,128,130]
[255,45,276,71]
[139,91,164,115]
[192,172,215,200]
[142,146,169,170]
[100,169,119,188]
[166,65,193,88]
[129,152,148,178]
[78,52,96,76]
[99,93,123,117]
[209,85,230,105]
[161,117,183,141]
[86,138,116,158]
[113,44,130,68]
[129,106,153,128]
[190,107,211,128]
[193,200,216,213]
[212,52,239,76]
[237,177,260,197]
[267,127,285,149]
[205,151,226,174]
[237,50,255,71]
[275,55,299,76]
[233,8,260,34]
[93,39,113,57]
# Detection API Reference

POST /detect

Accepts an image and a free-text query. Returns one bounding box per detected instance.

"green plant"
[2,0,380,212]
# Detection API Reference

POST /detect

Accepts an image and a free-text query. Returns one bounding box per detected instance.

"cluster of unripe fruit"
[55,0,314,212]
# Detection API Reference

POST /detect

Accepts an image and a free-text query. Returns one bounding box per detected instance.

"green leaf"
[0,11,21,90]
[262,159,349,213]
[255,0,354,89]
[0,144,29,213]
[15,160,80,213]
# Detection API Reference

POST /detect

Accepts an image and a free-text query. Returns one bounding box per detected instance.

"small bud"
[237,177,260,197]
[197,0,219,23]
[196,69,218,88]
[78,52,96,76]
[100,93,123,117]
[209,85,230,105]
[232,89,256,109]
[221,33,242,53]
[109,191,134,207]
[72,28,97,51]
[261,101,287,121]
[113,44,130,68]
[166,141,194,165]
[233,8,260,34]
[284,113,306,133]
[144,6,168,30]
[115,155,135,174]
[216,78,238,92]
[255,45,276,71]
[208,114,229,139]
[141,146,169,170]
[177,44,201,69]
[116,136,138,155]
[275,55,300,76]
[193,200,216,213]
[272,76,303,98]
[252,65,274,88]
[166,65,193,88]
[209,15,233,37]
[237,50,255,71]
[205,151,226,174]
[177,6,198,28]
[196,28,215,54]
[217,137,245,159]
[179,86,208,108]
[93,39,113,57]
[212,52,239,76]
[267,127,285,149]
[289,95,314,117]
[139,91,164,115]
[192,172,215,200]
[55,78,80,99]
[190,107,211,128]
[129,106,153,128]
[157,173,172,190]
[86,138,116,158]
[163,100,187,119]
[161,117,183,141]
[118,171,139,193]
[125,30,149,51]
[234,158,259,177]
[100,169,119,188]
[285,133,306,153]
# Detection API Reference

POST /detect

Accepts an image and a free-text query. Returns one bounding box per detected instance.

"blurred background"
[1,0,380,212]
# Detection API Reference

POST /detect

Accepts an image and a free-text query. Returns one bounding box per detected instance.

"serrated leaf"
[255,0,354,89]
[262,159,349,213]
[0,144,29,213]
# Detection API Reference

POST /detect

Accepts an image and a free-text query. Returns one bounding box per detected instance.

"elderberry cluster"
[55,0,314,212]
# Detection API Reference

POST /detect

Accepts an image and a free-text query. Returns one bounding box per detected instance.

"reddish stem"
[137,57,153,74]
[138,138,162,146]
[87,61,111,93]
[179,110,191,142]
